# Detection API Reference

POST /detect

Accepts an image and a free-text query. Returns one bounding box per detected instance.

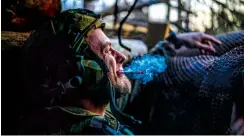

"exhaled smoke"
[124,54,167,84]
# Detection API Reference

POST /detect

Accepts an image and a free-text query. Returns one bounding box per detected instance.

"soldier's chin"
[114,79,131,97]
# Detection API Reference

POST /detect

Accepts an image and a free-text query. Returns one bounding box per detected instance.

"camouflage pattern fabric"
[18,106,132,135]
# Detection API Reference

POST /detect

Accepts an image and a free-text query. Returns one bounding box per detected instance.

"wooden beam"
[2,31,30,50]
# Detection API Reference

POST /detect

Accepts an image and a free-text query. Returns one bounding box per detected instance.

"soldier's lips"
[117,70,125,77]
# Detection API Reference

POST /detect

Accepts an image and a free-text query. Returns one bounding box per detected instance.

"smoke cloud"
[124,54,167,84]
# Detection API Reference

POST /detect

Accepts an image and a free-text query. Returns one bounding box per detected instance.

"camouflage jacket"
[18,106,133,135]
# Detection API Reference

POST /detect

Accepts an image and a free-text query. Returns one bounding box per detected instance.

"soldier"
[18,9,135,135]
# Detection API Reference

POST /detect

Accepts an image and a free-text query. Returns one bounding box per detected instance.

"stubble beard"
[112,76,132,96]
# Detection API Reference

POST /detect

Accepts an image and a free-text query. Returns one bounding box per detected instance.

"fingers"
[200,49,205,55]
[207,41,216,53]
[203,34,222,45]
[196,41,216,53]
[200,49,212,55]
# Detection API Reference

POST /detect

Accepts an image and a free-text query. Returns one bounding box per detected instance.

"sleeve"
[165,31,184,49]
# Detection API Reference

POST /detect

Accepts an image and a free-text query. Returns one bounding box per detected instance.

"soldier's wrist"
[165,31,183,49]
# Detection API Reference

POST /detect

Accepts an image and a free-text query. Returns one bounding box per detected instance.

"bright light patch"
[61,0,84,11]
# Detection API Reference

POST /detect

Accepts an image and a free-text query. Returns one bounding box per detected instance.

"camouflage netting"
[195,45,244,134]
[125,31,244,134]
[214,30,244,55]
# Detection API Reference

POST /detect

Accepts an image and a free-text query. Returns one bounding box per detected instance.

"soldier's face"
[85,29,131,95]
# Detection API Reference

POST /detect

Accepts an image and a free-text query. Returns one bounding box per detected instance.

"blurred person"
[124,30,244,134]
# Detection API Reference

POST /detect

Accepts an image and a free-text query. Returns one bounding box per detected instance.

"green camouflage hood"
[23,8,112,108]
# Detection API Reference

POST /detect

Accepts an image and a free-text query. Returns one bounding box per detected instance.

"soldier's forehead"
[92,29,111,48]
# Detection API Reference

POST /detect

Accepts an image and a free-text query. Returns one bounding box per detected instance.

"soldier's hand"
[176,32,221,54]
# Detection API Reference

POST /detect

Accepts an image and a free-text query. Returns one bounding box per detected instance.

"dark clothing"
[124,31,244,134]
[18,106,133,135]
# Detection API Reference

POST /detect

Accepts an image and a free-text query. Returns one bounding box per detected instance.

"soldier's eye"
[104,47,111,54]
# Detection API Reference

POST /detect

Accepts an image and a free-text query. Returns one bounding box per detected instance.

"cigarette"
[119,70,143,74]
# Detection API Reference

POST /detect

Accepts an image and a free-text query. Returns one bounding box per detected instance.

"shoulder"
[18,107,92,134]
